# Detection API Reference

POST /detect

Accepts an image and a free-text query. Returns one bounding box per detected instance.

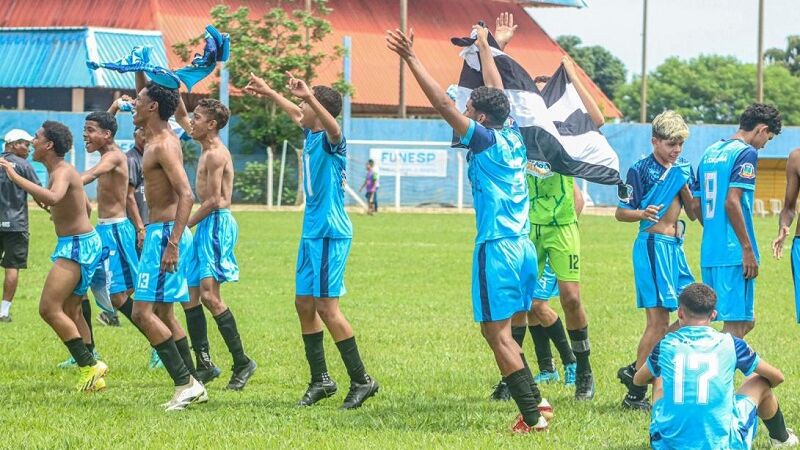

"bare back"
[95,148,129,219]
[50,162,94,236]
[142,130,186,223]
[195,143,233,208]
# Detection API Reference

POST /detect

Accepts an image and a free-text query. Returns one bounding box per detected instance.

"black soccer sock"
[335,336,368,384]
[174,336,198,378]
[81,299,94,352]
[214,308,251,369]
[117,297,145,334]
[511,326,526,347]
[626,382,648,400]
[506,368,542,427]
[154,338,191,386]
[544,317,576,365]
[568,327,592,375]
[302,331,328,382]
[529,325,555,372]
[64,337,96,367]
[764,406,790,442]
[184,305,210,354]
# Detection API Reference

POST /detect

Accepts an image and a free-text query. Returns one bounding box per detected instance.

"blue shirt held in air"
[301,129,353,239]
[459,119,530,244]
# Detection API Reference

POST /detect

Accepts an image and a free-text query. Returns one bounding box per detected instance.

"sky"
[528,0,800,79]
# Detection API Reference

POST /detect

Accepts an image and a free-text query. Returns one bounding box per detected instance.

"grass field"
[2,210,799,449]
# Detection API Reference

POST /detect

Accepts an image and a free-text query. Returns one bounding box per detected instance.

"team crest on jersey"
[739,162,755,179]
[526,160,553,179]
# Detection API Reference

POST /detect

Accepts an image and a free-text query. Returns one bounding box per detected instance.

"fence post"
[394,149,401,211]
[457,151,464,211]
[277,140,288,207]
[267,146,274,208]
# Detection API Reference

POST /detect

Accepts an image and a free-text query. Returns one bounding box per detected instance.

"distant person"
[0,129,40,322]
[359,159,379,215]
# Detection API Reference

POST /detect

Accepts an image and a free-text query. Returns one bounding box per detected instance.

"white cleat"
[773,428,800,448]
[164,377,209,412]
[538,398,554,420]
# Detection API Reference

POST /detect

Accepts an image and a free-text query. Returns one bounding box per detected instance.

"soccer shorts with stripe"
[701,265,755,322]
[296,237,350,298]
[633,232,694,311]
[50,230,104,297]
[96,218,139,295]
[532,260,559,301]
[134,222,192,303]
[471,235,538,322]
[187,208,239,288]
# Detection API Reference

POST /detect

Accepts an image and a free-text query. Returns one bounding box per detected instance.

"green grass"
[2,211,798,449]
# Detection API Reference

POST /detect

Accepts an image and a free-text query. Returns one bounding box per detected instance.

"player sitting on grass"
[0,121,108,392]
[635,283,798,448]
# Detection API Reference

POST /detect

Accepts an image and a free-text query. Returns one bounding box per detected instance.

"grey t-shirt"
[0,151,40,232]
[126,147,149,225]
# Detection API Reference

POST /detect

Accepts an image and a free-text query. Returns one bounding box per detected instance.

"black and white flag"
[450,26,628,199]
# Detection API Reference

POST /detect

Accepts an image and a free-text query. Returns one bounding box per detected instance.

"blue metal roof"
[0,27,168,89]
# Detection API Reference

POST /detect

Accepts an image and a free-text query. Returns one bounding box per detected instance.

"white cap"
[4,129,33,144]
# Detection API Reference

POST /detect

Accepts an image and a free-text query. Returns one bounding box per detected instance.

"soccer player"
[386,26,549,432]
[615,111,698,411]
[0,129,40,322]
[694,104,782,338]
[771,148,800,323]
[0,121,108,391]
[634,283,798,449]
[131,81,207,410]
[181,98,257,390]
[244,72,378,409]
[359,159,379,215]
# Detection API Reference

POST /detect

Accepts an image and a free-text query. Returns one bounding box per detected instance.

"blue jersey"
[459,119,530,243]
[301,129,353,239]
[694,139,758,267]
[619,154,695,232]
[647,326,760,450]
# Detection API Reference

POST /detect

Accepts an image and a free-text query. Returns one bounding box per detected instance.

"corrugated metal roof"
[0,29,92,88]
[90,29,170,89]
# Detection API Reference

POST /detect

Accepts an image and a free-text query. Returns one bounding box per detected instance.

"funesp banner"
[369,148,448,177]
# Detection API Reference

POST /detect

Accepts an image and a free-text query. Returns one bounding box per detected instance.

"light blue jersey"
[694,139,759,267]
[647,326,760,450]
[301,129,353,239]
[459,119,529,243]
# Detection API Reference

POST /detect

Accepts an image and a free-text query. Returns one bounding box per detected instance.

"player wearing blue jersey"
[245,71,377,409]
[387,26,550,433]
[771,148,800,324]
[694,104,782,338]
[615,111,698,411]
[634,283,798,449]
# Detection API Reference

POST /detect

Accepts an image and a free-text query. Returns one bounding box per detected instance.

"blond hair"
[652,110,689,142]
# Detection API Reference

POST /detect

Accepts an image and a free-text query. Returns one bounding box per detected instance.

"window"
[25,88,71,111]
[0,89,17,109]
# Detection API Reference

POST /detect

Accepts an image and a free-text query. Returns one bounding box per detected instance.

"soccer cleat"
[564,363,577,387]
[511,414,549,434]
[490,380,512,401]
[298,374,338,406]
[164,377,209,412]
[341,375,379,410]
[76,361,108,392]
[617,363,636,388]
[772,428,800,447]
[94,377,107,391]
[98,311,120,327]
[621,394,651,411]
[574,371,595,401]
[59,350,101,369]
[148,348,164,369]
[538,398,555,420]
[533,370,560,384]
[226,359,257,391]
[0,315,11,323]
[195,349,221,384]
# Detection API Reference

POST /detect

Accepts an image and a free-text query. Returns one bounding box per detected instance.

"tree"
[765,35,800,76]
[615,55,800,125]
[556,35,626,101]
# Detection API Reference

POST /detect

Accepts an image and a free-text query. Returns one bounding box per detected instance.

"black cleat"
[195,350,221,384]
[489,379,511,401]
[226,359,257,391]
[622,394,652,411]
[575,372,595,401]
[341,375,379,410]
[617,363,636,388]
[98,311,120,327]
[298,374,338,406]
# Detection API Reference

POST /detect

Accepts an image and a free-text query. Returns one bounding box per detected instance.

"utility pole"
[756,0,765,103]
[639,0,648,123]
[398,0,408,118]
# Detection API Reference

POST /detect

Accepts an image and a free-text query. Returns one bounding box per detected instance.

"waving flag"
[450,26,628,199]
[175,25,231,92]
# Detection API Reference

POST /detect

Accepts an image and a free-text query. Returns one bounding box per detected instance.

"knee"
[645,321,669,338]
[199,289,222,311]
[294,298,316,317]
[131,307,149,326]
[314,302,338,322]
[560,294,581,313]
[39,303,56,323]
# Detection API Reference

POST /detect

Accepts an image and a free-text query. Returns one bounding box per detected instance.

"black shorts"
[0,231,29,269]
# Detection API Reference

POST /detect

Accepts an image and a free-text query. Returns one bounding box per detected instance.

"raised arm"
[187,153,225,228]
[494,12,517,51]
[562,57,604,127]
[156,143,193,273]
[174,94,193,136]
[474,26,503,90]
[386,29,471,137]
[81,153,120,185]
[286,72,342,144]
[726,187,757,279]
[136,72,147,96]
[108,95,133,115]
[0,160,69,206]
[244,73,303,127]
[773,150,800,258]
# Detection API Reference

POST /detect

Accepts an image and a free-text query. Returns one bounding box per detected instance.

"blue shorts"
[134,222,192,303]
[791,238,800,323]
[701,265,755,322]
[633,232,694,311]
[187,209,239,288]
[88,264,114,314]
[50,230,104,297]
[96,218,139,295]
[472,235,538,322]
[532,261,559,301]
[296,237,350,298]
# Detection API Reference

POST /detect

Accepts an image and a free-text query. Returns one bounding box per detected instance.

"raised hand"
[285,72,313,99]
[243,72,272,97]
[494,12,517,48]
[473,24,490,47]
[385,28,416,60]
